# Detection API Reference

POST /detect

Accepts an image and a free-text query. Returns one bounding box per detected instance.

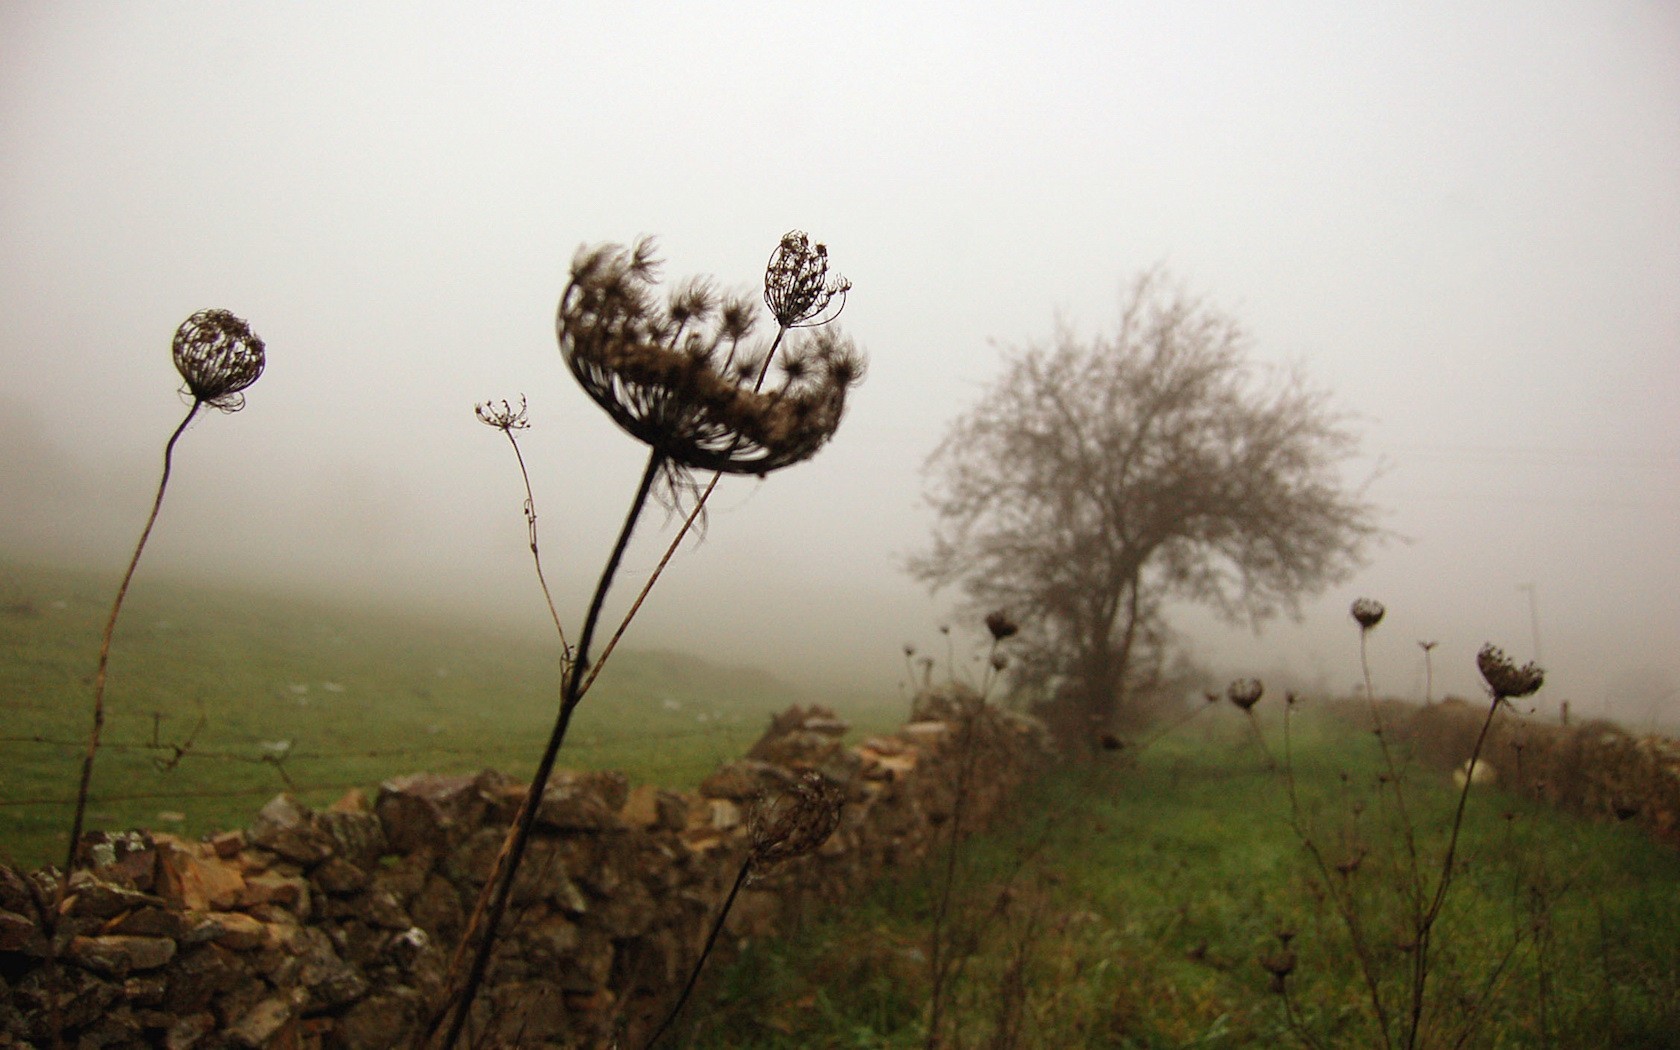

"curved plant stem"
[427,450,664,1049]
[63,400,200,877]
[502,427,569,661]
[643,858,753,1049]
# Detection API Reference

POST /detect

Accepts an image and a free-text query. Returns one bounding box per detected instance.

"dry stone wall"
[1398,699,1680,849]
[1,693,1049,1048]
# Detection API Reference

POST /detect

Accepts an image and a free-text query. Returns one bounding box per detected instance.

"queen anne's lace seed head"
[557,236,864,505]
[1476,644,1544,701]
[1227,678,1264,711]
[1350,597,1385,630]
[748,771,845,869]
[172,309,265,412]
[763,230,850,329]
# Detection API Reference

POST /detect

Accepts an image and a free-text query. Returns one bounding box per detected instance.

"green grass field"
[7,558,1678,1047]
[686,713,1680,1049]
[0,558,898,870]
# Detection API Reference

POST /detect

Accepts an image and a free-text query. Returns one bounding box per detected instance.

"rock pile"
[2,695,1048,1048]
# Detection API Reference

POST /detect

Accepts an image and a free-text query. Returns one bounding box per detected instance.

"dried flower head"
[1476,644,1544,701]
[748,771,845,869]
[474,395,530,432]
[1350,598,1385,630]
[1260,947,1298,992]
[557,237,865,503]
[764,230,850,329]
[984,610,1019,641]
[1227,678,1264,711]
[172,308,265,412]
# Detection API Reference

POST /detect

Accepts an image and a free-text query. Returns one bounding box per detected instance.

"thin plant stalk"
[643,859,752,1048]
[925,633,1005,1049]
[428,450,665,1049]
[63,401,200,877]
[499,423,569,660]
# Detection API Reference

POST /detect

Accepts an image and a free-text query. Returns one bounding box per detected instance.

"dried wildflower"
[1227,678,1264,711]
[173,308,265,412]
[984,610,1019,641]
[1350,597,1385,630]
[1476,644,1544,701]
[557,237,864,504]
[1260,947,1298,992]
[474,395,530,432]
[748,771,844,869]
[764,230,850,328]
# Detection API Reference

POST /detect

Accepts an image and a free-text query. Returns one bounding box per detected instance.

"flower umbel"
[764,229,851,328]
[1227,678,1264,711]
[1350,597,1385,630]
[173,309,265,412]
[748,771,845,870]
[1476,644,1544,702]
[557,237,865,503]
[474,395,530,432]
[984,610,1019,641]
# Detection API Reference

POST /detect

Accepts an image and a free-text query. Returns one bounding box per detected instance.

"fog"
[3,3,1677,725]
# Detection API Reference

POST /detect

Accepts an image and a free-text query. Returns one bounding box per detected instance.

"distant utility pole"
[1517,582,1543,664]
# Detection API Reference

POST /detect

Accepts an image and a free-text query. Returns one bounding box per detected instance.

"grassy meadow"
[0,558,896,870]
[5,558,1679,1047]
[687,713,1680,1049]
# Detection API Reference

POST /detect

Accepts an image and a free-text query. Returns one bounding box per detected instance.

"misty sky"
[2,2,1677,722]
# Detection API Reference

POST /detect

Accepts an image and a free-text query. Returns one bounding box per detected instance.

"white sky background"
[2,2,1677,722]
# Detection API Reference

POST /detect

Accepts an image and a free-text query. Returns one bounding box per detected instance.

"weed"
[421,232,864,1048]
[62,309,266,880]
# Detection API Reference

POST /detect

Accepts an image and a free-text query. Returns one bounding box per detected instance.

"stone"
[76,829,159,890]
[63,871,165,919]
[210,830,247,858]
[164,1010,216,1049]
[311,855,371,896]
[376,771,501,854]
[316,807,387,870]
[0,908,45,954]
[251,793,336,865]
[103,904,187,939]
[406,873,463,943]
[290,926,368,1011]
[162,942,248,1014]
[698,758,793,800]
[227,992,299,1048]
[534,771,628,831]
[154,834,246,911]
[67,933,178,974]
[331,989,420,1050]
[207,911,269,951]
[241,870,312,916]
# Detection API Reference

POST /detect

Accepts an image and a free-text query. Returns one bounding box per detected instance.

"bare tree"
[910,271,1377,751]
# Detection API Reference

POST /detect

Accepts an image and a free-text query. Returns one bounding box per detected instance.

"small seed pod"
[1349,597,1385,630]
[173,309,265,412]
[1476,644,1544,701]
[984,610,1019,641]
[763,230,850,328]
[1227,678,1264,711]
[748,771,845,869]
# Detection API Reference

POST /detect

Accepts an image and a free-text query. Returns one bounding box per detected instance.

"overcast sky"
[3,2,1677,723]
